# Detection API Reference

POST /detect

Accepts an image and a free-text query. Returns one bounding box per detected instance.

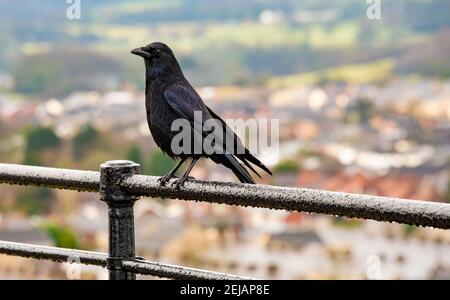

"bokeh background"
[0,0,450,279]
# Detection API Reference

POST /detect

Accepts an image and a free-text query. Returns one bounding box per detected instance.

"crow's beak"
[131,47,150,58]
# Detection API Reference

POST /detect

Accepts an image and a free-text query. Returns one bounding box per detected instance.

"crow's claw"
[158,174,178,186]
[171,176,195,189]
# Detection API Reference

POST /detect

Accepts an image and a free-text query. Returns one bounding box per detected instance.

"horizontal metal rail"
[1,163,450,229]
[0,163,99,192]
[0,240,250,280]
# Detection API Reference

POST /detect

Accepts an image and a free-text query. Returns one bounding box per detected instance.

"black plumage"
[131,42,271,188]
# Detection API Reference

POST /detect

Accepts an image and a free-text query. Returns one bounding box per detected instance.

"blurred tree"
[402,224,417,236]
[146,150,175,176]
[25,126,61,152]
[72,124,99,161]
[333,217,362,228]
[14,57,65,95]
[42,222,80,249]
[23,151,40,166]
[344,97,375,124]
[273,160,300,174]
[15,187,53,215]
[23,126,61,165]
[126,144,145,169]
[14,48,125,96]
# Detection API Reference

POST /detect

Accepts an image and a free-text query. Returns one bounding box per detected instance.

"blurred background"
[0,0,450,279]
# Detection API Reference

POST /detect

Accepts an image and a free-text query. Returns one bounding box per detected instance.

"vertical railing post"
[100,160,140,280]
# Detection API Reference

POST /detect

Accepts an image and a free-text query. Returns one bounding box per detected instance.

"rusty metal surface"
[100,160,141,280]
[0,163,99,192]
[0,240,106,267]
[1,162,450,228]
[0,240,249,280]
[122,260,251,280]
[122,175,450,229]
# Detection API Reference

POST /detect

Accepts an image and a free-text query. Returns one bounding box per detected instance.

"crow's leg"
[172,158,199,189]
[158,158,186,186]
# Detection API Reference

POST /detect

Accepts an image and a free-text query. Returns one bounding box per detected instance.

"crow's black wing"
[206,106,272,177]
[164,84,256,183]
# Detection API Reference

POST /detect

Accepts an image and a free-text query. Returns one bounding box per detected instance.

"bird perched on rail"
[131,42,271,188]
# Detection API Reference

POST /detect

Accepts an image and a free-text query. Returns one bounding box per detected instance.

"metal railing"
[1,161,450,280]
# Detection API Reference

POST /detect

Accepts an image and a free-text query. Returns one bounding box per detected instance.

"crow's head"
[131,42,182,79]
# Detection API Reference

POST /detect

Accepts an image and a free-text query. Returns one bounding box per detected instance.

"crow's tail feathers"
[223,154,256,184]
[237,150,272,176]
[222,152,273,184]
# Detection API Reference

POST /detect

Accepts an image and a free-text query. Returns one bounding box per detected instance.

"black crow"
[131,42,271,188]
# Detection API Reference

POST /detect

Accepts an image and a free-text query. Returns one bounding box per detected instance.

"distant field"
[269,59,395,87]
[62,21,361,52]
[99,0,183,15]
[1,0,449,93]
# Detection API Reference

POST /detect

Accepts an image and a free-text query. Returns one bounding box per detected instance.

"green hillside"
[0,0,449,96]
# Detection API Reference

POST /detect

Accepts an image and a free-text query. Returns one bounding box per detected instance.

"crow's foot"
[158,174,178,186]
[171,176,195,189]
